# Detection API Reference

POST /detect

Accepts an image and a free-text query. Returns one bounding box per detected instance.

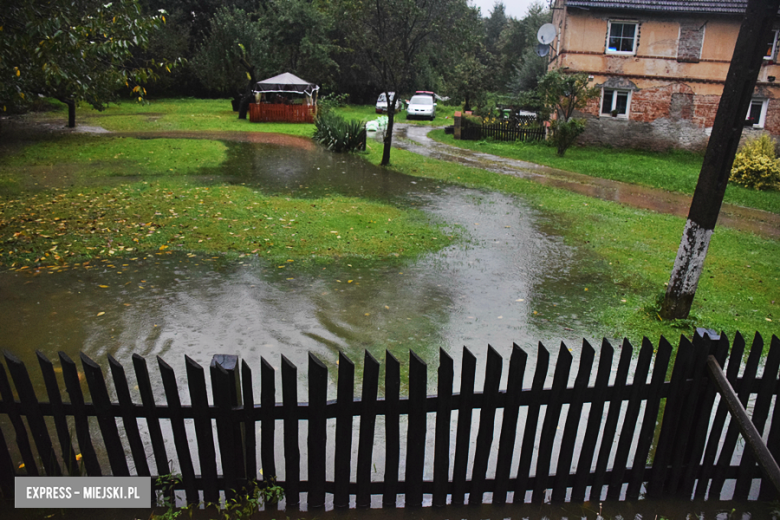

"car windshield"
[377,93,395,102]
[410,96,433,105]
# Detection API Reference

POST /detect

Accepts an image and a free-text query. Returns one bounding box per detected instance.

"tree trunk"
[464,92,471,113]
[66,99,76,128]
[381,92,396,166]
[660,0,779,319]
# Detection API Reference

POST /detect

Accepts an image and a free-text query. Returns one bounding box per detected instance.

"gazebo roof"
[254,73,319,95]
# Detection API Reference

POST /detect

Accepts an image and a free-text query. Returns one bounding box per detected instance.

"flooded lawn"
[0,137,616,383]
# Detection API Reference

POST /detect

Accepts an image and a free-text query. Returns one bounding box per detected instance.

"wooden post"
[661,0,780,318]
[454,111,462,139]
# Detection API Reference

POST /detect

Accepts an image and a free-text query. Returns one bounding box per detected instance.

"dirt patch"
[394,124,780,240]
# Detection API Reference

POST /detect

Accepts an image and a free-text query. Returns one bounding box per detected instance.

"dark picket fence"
[0,332,779,508]
[460,120,546,142]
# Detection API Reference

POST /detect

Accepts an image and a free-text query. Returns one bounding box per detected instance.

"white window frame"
[600,88,632,118]
[606,20,639,55]
[746,98,768,128]
[766,30,779,61]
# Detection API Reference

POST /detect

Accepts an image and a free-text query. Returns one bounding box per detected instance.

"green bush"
[313,111,366,153]
[549,118,586,156]
[730,133,780,190]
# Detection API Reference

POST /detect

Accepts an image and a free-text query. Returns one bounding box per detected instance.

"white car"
[406,94,436,120]
[376,92,403,113]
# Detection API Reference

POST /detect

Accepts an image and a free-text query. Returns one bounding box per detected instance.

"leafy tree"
[264,0,339,86]
[338,0,470,165]
[1,0,172,128]
[537,69,599,156]
[507,47,549,95]
[191,6,267,117]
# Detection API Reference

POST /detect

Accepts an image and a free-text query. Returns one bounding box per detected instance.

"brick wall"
[575,82,779,151]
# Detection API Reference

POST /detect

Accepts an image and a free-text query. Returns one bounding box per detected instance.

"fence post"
[210,355,246,486]
[454,111,462,139]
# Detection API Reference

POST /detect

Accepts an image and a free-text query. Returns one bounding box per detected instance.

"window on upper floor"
[746,98,768,128]
[765,30,779,61]
[607,21,638,55]
[601,88,631,118]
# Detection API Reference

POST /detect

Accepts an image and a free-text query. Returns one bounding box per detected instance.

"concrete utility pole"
[660,0,780,319]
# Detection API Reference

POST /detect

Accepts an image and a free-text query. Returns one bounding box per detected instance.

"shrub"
[730,133,780,190]
[313,112,366,153]
[549,118,586,156]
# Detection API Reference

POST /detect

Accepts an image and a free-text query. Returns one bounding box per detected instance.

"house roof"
[565,1,750,14]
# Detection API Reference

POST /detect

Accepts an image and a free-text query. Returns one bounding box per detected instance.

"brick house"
[549,0,780,150]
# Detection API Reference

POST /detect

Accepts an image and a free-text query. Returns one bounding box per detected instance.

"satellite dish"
[537,23,557,45]
[535,43,550,57]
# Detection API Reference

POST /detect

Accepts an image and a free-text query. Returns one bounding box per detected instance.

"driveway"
[392,124,780,240]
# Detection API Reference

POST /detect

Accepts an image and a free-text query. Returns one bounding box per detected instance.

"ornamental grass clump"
[313,111,366,153]
[729,133,780,190]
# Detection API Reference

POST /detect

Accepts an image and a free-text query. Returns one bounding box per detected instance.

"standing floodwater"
[0,139,614,382]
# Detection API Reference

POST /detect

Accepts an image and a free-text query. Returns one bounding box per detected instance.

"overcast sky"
[470,0,548,19]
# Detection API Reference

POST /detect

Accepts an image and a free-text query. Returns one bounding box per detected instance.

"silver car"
[376,92,403,113]
[406,94,436,120]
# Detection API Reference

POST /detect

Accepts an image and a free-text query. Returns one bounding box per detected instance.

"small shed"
[249,72,320,123]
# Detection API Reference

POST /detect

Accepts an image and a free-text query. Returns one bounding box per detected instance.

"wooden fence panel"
[186,356,218,503]
[737,334,780,499]
[712,332,760,498]
[108,355,150,477]
[432,349,453,507]
[571,339,614,502]
[37,351,79,476]
[240,360,257,483]
[552,340,594,503]
[608,338,651,500]
[592,340,632,500]
[761,334,780,501]
[405,351,427,508]
[260,358,276,481]
[697,334,741,498]
[132,354,170,477]
[5,351,60,477]
[533,343,572,503]
[383,351,400,508]
[2,334,780,507]
[307,353,327,508]
[451,347,476,505]
[515,343,550,501]
[470,345,503,504]
[356,351,379,508]
[158,356,198,504]
[334,352,355,508]
[282,356,301,507]
[627,336,673,500]
[59,352,101,476]
[493,344,528,505]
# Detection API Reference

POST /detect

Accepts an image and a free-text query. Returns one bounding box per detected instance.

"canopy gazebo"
[249,72,319,123]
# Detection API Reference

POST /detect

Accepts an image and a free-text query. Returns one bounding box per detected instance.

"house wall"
[550,1,780,151]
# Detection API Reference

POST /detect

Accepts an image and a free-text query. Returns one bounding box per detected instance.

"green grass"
[2,135,227,175]
[29,97,316,136]
[0,181,452,268]
[363,140,780,344]
[429,129,780,214]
